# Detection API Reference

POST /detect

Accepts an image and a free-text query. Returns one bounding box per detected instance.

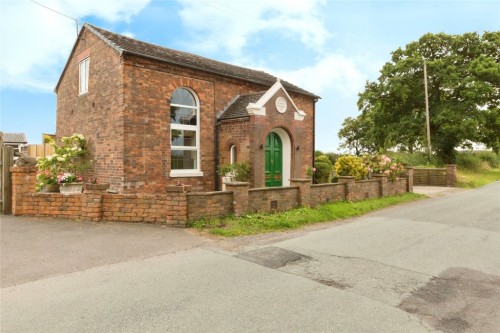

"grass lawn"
[457,168,500,188]
[188,193,426,237]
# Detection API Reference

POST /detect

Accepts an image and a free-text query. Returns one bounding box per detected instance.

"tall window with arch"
[229,144,237,165]
[170,88,201,175]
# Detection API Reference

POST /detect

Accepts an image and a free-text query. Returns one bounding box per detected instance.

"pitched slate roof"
[82,24,318,98]
[2,132,27,144]
[218,92,266,120]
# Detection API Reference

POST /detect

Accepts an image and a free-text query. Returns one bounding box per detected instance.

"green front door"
[265,132,283,187]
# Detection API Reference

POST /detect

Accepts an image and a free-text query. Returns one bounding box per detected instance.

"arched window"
[230,145,237,164]
[170,88,202,176]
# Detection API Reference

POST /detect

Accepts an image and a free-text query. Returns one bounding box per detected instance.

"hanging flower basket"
[60,182,84,195]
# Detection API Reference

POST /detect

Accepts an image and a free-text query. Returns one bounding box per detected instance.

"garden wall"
[187,191,233,221]
[10,166,414,226]
[249,187,299,213]
[413,165,457,187]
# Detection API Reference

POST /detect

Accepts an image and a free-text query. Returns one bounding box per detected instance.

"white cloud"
[264,54,366,97]
[0,0,150,91]
[177,0,330,57]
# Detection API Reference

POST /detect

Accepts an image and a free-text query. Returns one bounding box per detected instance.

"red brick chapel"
[55,24,319,193]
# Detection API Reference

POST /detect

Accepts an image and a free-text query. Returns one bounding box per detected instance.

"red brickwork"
[187,192,233,221]
[56,27,316,194]
[10,168,413,225]
[386,179,407,196]
[56,29,125,192]
[248,187,299,213]
[310,183,345,207]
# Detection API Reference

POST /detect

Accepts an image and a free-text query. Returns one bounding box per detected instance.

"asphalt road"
[1,182,499,332]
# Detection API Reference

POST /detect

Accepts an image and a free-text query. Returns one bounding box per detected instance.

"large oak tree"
[339,32,500,162]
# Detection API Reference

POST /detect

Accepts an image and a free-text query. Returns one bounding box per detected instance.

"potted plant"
[35,133,91,193]
[58,172,84,195]
[35,171,59,192]
[217,162,251,190]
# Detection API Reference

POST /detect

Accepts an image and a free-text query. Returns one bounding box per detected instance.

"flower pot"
[221,176,235,191]
[40,184,60,193]
[60,182,84,195]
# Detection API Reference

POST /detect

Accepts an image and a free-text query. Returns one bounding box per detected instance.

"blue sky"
[1,0,499,151]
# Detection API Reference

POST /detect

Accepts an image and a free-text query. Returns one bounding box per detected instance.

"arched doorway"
[265,132,282,187]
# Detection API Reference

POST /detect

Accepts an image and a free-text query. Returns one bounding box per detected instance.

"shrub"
[36,133,90,191]
[217,162,251,181]
[476,151,499,168]
[334,155,367,181]
[314,155,333,183]
[455,152,485,171]
[363,154,405,181]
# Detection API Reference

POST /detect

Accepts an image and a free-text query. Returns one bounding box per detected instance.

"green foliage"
[339,32,500,162]
[457,168,500,188]
[188,193,425,236]
[36,134,90,191]
[217,162,251,181]
[314,155,333,183]
[455,151,499,171]
[334,155,368,180]
[384,151,441,167]
[476,151,500,168]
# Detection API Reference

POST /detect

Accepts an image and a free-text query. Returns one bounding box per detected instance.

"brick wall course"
[248,187,299,213]
[10,166,413,226]
[56,32,316,194]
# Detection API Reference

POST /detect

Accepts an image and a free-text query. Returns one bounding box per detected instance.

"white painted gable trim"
[246,79,306,121]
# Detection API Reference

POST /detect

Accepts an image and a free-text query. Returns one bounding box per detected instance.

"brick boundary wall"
[10,166,414,226]
[10,166,191,227]
[413,165,456,187]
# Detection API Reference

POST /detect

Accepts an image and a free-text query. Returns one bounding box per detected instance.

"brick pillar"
[290,179,312,208]
[373,174,388,197]
[81,193,103,222]
[166,185,191,227]
[10,166,37,215]
[225,182,250,216]
[404,167,414,193]
[338,176,356,201]
[446,164,457,187]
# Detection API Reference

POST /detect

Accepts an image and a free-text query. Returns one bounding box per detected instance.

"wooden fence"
[413,165,457,187]
[27,144,54,158]
[1,146,14,214]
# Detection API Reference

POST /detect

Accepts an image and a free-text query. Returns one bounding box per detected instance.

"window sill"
[78,92,88,97]
[170,171,204,178]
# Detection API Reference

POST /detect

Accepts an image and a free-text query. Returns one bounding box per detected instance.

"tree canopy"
[338,32,500,162]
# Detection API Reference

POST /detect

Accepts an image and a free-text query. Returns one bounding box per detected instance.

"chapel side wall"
[56,28,125,192]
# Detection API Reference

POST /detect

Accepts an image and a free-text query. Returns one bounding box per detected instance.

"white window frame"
[170,88,203,177]
[230,145,237,164]
[79,57,89,95]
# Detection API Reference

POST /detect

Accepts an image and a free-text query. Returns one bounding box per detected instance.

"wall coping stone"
[225,181,250,187]
[10,165,38,173]
[310,183,344,188]
[188,191,232,196]
[249,186,299,193]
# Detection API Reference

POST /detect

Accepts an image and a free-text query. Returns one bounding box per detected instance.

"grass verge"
[457,168,500,188]
[188,193,426,237]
